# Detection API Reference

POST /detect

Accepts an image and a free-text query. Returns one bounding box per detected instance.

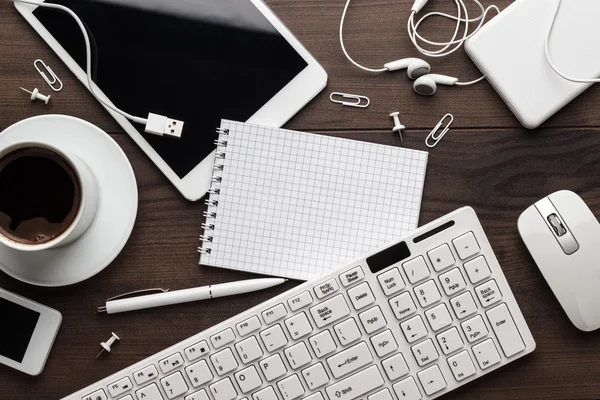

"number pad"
[414,280,442,308]
[424,303,453,332]
[427,243,455,272]
[402,256,430,284]
[235,336,263,364]
[436,327,464,355]
[389,292,417,320]
[439,268,467,296]
[453,231,480,259]
[185,360,213,387]
[377,268,405,296]
[463,255,491,284]
[400,315,428,343]
[411,338,439,366]
[451,291,478,319]
[461,315,489,343]
[447,351,477,381]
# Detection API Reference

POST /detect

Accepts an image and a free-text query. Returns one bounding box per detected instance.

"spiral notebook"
[199,120,428,280]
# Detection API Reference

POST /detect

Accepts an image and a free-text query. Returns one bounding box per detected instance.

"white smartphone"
[15,0,328,200]
[0,288,62,376]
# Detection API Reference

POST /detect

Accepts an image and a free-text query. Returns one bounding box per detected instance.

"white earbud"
[384,58,431,79]
[413,74,458,96]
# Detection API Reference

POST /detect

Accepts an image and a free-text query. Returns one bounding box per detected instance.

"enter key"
[326,342,373,378]
[486,303,525,357]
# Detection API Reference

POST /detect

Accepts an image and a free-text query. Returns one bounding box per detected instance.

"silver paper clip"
[330,92,370,108]
[426,113,453,148]
[34,59,63,92]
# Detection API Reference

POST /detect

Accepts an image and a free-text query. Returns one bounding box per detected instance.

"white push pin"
[20,87,51,104]
[390,112,405,144]
[96,332,120,359]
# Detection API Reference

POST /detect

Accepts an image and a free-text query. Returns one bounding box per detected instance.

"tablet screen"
[34,0,308,178]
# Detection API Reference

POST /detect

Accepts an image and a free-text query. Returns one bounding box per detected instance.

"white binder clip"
[330,92,370,108]
[34,59,63,92]
[426,114,453,148]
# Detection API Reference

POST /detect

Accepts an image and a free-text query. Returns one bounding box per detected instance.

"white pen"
[98,278,287,314]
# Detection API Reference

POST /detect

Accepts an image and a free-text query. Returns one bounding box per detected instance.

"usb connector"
[145,113,184,139]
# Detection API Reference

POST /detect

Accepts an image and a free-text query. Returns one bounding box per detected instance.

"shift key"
[486,303,525,357]
[325,365,384,400]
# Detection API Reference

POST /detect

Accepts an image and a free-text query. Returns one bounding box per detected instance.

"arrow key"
[400,315,428,344]
[436,327,464,355]
[392,376,422,400]
[417,365,447,395]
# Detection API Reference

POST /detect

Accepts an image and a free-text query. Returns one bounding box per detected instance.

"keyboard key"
[452,231,480,260]
[411,339,439,366]
[475,279,502,307]
[210,328,235,349]
[463,255,491,284]
[185,341,209,362]
[447,350,477,381]
[309,330,337,357]
[314,278,339,299]
[304,394,324,400]
[486,303,525,357]
[277,374,304,400]
[236,316,261,337]
[370,329,398,357]
[118,396,133,400]
[439,268,467,296]
[134,365,159,385]
[325,365,384,400]
[414,280,442,308]
[334,318,362,345]
[210,348,238,376]
[236,336,263,364]
[382,353,409,381]
[185,360,213,388]
[389,292,417,320]
[340,266,365,287]
[436,327,464,355]
[262,304,287,324]
[107,377,132,397]
[160,372,189,399]
[402,256,430,284]
[327,342,373,378]
[450,291,478,319]
[461,315,489,343]
[393,377,422,400]
[310,294,350,328]
[159,353,184,374]
[359,306,387,333]
[427,243,455,271]
[472,338,501,369]
[288,291,313,311]
[400,315,428,343]
[235,366,262,393]
[284,342,312,369]
[377,268,405,296]
[253,386,277,400]
[260,354,287,381]
[136,384,163,400]
[185,389,209,400]
[417,365,447,395]
[82,389,107,400]
[209,378,237,400]
[284,312,313,339]
[348,282,376,310]
[302,362,329,390]
[424,303,453,332]
[260,324,288,352]
[369,388,393,400]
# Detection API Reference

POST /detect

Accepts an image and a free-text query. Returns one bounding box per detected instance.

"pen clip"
[106,288,170,302]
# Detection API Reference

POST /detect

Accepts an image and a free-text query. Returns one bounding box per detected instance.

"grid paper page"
[200,120,428,280]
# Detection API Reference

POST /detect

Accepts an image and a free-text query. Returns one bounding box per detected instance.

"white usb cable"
[14,0,184,138]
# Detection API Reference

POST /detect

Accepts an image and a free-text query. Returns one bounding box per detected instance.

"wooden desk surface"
[1,1,600,399]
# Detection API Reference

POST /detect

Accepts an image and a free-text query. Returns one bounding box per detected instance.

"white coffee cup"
[0,141,98,251]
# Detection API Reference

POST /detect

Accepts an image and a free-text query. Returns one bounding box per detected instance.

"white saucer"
[0,115,138,287]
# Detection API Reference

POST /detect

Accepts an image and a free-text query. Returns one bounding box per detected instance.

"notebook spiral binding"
[198,127,229,255]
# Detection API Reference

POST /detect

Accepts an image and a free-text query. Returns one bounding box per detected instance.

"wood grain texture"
[1,0,600,399]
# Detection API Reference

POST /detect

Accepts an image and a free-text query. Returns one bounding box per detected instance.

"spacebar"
[325,365,384,400]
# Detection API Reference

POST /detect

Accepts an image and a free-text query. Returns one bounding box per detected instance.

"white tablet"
[15,0,327,200]
[0,288,62,376]
[465,0,600,129]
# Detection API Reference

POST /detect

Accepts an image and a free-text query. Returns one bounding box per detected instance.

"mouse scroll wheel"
[547,213,567,237]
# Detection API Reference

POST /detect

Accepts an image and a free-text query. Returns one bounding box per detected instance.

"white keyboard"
[65,207,535,400]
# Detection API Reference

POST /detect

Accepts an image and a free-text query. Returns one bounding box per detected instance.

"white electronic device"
[0,287,62,376]
[62,207,534,400]
[518,190,600,332]
[465,0,600,129]
[15,0,327,201]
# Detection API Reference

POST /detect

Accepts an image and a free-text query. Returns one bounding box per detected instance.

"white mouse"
[518,190,600,332]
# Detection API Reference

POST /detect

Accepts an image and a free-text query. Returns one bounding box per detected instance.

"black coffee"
[0,147,81,245]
